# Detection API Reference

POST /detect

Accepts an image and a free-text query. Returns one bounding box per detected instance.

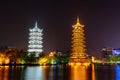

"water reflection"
[24,65,69,80]
[95,64,116,80]
[0,65,96,80]
[70,65,90,80]
[24,66,43,80]
[0,64,119,80]
[0,66,24,80]
[92,64,96,80]
[115,65,120,80]
[43,65,70,80]
[0,66,9,80]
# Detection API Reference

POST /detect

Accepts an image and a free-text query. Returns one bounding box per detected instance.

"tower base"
[69,53,90,66]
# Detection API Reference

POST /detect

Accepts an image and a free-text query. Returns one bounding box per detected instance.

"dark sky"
[0,0,120,57]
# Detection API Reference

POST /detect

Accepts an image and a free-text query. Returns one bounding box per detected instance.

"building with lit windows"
[28,22,43,57]
[112,48,120,55]
[101,47,113,58]
[102,47,120,57]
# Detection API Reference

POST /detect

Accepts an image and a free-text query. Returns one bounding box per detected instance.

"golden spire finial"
[77,16,80,23]
[73,16,83,27]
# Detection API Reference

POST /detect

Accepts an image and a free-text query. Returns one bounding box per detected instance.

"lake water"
[0,64,120,80]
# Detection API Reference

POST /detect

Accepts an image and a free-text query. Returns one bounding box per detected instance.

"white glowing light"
[28,21,43,57]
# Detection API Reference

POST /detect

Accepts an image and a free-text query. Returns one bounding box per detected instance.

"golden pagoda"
[69,17,90,66]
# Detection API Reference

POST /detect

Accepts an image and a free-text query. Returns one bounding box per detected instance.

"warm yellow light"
[69,17,90,65]
[70,65,88,80]
[69,62,74,66]
[76,63,81,65]
[71,17,86,56]
[5,58,10,64]
[39,57,49,65]
[92,64,96,80]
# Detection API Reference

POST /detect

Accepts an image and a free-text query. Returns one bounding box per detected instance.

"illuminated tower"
[28,22,43,57]
[69,17,89,64]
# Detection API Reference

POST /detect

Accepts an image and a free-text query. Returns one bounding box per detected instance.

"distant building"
[101,47,113,58]
[112,48,120,55]
[28,22,43,57]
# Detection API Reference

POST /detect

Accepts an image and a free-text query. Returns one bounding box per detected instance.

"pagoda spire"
[77,16,80,23]
[35,21,38,28]
[74,16,83,27]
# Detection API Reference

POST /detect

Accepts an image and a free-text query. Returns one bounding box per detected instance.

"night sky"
[0,0,120,57]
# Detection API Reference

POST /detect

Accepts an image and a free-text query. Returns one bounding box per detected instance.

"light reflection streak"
[92,64,96,80]
[1,64,118,80]
[0,66,9,80]
[70,65,89,80]
[24,65,59,80]
[48,65,57,80]
[41,66,49,80]
[115,65,120,80]
[24,66,43,80]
